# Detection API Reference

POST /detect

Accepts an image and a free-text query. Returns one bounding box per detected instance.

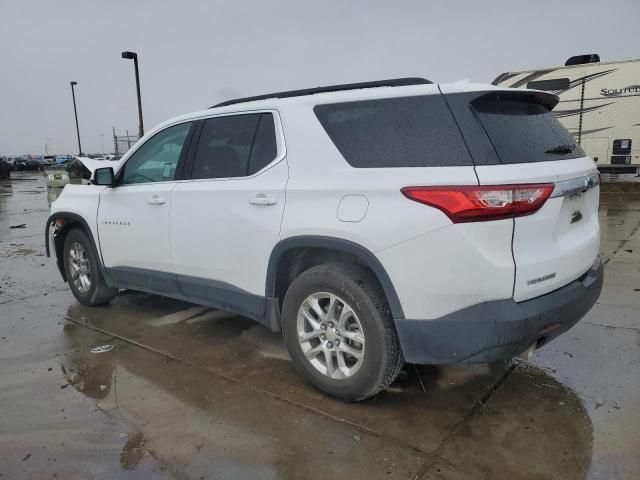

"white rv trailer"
[493,55,640,173]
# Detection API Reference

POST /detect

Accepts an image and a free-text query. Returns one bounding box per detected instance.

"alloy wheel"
[296,292,365,380]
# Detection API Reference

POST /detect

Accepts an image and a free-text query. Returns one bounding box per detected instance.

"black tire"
[281,263,403,401]
[63,228,117,306]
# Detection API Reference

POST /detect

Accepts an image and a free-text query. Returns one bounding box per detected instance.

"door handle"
[147,195,167,205]
[249,195,277,206]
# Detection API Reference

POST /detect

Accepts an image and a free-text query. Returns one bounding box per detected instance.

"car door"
[98,121,194,291]
[170,112,288,319]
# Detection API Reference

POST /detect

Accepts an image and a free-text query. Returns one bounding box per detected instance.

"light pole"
[70,81,82,156]
[121,51,144,139]
[100,134,105,155]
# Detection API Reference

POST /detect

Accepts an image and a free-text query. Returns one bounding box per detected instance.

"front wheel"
[63,228,117,306]
[281,263,403,401]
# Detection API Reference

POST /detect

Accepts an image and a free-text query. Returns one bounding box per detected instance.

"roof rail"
[210,77,432,108]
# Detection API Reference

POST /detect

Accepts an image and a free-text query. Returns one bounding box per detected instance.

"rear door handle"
[249,195,277,206]
[147,195,167,205]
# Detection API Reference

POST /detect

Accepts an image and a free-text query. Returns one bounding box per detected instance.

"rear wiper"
[545,144,576,154]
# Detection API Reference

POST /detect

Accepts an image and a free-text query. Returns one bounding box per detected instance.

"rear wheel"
[281,263,403,401]
[63,228,117,306]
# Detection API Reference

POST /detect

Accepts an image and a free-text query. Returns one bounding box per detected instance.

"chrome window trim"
[113,109,286,187]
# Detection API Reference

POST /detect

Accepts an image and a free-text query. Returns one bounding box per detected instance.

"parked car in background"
[39,156,57,168]
[15,158,41,171]
[0,158,10,179]
[46,77,603,401]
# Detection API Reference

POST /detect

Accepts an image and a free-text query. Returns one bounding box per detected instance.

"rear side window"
[472,95,585,164]
[314,95,472,168]
[191,113,278,179]
[248,114,278,175]
[192,114,260,179]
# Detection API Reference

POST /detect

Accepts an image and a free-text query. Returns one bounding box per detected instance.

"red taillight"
[401,184,554,223]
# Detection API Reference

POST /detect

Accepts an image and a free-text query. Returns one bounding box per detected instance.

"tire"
[281,263,403,401]
[63,228,117,306]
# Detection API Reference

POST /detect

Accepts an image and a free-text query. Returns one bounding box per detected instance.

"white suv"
[46,78,603,401]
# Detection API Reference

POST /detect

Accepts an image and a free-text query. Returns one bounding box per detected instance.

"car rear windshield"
[314,95,472,168]
[472,95,585,164]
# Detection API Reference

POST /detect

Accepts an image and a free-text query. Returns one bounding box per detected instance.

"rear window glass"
[473,96,585,164]
[314,95,472,168]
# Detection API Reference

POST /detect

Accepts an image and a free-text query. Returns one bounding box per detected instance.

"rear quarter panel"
[278,101,515,320]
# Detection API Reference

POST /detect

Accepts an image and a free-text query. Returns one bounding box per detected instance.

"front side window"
[121,122,192,184]
[191,113,278,179]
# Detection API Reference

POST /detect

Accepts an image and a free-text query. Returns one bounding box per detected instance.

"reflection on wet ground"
[1,172,639,479]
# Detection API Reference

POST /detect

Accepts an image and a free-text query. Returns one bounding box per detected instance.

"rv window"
[613,139,632,155]
[527,78,570,92]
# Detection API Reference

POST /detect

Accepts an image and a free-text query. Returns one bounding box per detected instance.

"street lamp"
[69,81,82,156]
[100,134,105,155]
[121,51,144,139]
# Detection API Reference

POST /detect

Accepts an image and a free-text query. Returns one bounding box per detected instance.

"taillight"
[401,184,554,223]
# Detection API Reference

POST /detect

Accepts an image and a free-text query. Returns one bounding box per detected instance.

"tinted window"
[191,114,260,179]
[121,122,192,184]
[473,96,585,164]
[248,114,278,175]
[314,95,472,168]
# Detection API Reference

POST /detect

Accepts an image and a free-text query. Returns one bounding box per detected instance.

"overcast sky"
[1,0,638,155]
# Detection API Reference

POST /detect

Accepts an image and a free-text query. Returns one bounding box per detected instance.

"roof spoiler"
[471,90,559,111]
[210,77,432,108]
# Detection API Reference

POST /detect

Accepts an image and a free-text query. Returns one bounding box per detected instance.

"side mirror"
[93,167,115,186]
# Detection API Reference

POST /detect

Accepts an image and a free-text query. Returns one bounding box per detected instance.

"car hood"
[70,157,122,173]
[63,157,122,181]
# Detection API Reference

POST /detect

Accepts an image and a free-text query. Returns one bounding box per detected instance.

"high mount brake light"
[401,184,554,223]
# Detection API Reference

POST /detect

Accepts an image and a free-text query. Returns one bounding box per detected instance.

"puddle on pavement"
[58,293,595,480]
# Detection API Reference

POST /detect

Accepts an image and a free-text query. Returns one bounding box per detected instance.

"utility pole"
[121,51,144,139]
[70,81,83,156]
[113,126,118,157]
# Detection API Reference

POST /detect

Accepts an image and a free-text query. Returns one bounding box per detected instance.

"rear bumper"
[395,256,603,364]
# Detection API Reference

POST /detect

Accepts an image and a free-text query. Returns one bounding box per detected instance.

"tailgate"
[513,172,599,301]
[447,88,601,302]
[475,159,600,301]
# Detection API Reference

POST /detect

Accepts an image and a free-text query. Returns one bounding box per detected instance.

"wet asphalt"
[0,171,638,480]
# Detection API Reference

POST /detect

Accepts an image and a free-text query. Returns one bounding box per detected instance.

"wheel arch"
[266,236,405,322]
[45,212,102,282]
